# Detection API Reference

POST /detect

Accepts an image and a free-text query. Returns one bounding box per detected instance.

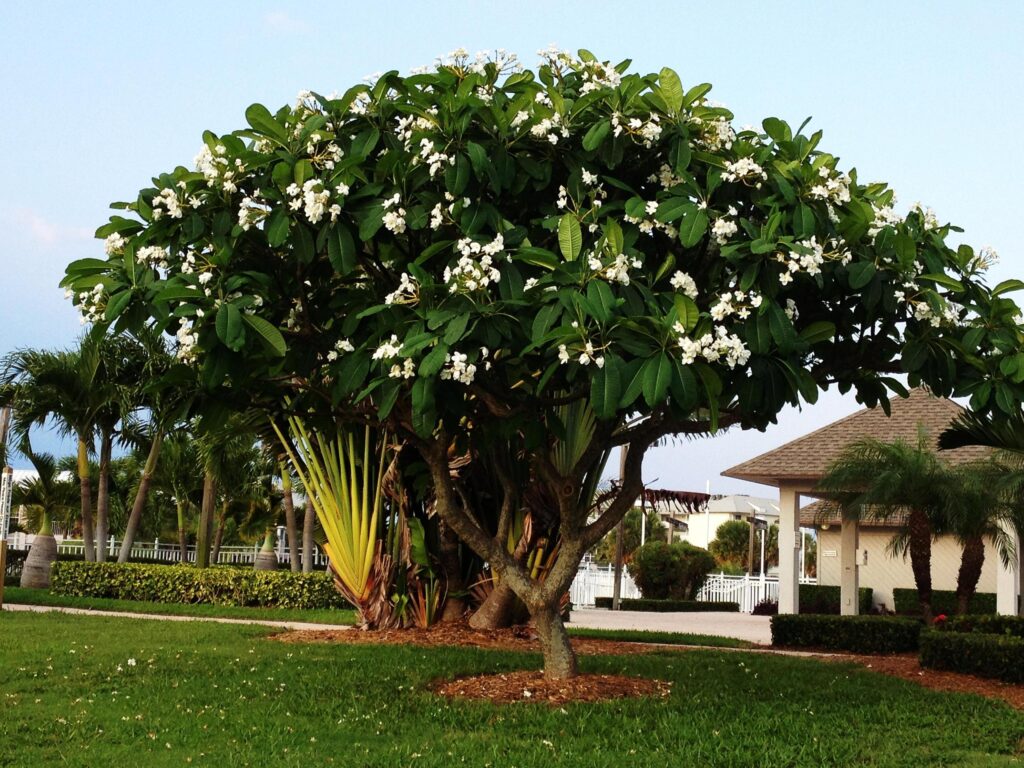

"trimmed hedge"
[920,630,1024,683]
[771,614,921,654]
[893,588,996,615]
[799,585,874,615]
[51,561,348,610]
[593,597,739,612]
[936,614,1024,638]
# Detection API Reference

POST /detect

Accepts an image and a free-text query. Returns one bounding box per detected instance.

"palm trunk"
[176,499,188,562]
[196,470,216,568]
[301,496,315,573]
[77,436,95,562]
[21,511,57,590]
[438,521,467,621]
[907,508,934,622]
[280,466,299,572]
[533,606,578,680]
[117,431,163,563]
[955,535,986,615]
[95,430,113,562]
[211,500,228,565]
[254,528,279,570]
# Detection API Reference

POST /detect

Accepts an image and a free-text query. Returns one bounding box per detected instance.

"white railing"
[570,561,642,607]
[696,572,817,613]
[4,531,328,568]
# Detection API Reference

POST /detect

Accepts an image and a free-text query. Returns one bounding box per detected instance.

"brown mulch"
[825,652,1024,710]
[433,670,671,705]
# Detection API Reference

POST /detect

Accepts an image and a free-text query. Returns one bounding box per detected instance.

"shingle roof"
[723,388,990,487]
[799,498,909,529]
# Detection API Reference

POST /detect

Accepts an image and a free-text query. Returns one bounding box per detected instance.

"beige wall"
[816,528,998,611]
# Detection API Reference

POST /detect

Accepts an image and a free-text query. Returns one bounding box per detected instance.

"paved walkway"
[1,602,354,632]
[569,608,772,645]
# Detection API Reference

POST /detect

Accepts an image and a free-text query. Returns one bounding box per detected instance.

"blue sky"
[1,1,1022,495]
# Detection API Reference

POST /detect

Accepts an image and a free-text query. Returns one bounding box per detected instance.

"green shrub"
[593,596,738,612]
[799,585,874,615]
[771,614,921,653]
[51,562,348,610]
[920,630,1024,683]
[892,588,996,615]
[936,614,1024,638]
[627,541,715,600]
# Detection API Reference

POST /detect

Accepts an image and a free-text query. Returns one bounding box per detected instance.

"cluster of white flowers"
[578,59,622,94]
[650,164,684,190]
[384,272,419,305]
[389,358,416,379]
[419,138,453,177]
[237,196,270,231]
[284,179,344,225]
[175,318,200,362]
[972,245,999,272]
[75,283,106,325]
[808,166,851,204]
[587,251,641,286]
[669,271,699,299]
[152,185,186,220]
[324,340,355,363]
[434,48,522,76]
[529,111,568,145]
[136,245,170,270]
[675,324,751,368]
[784,298,799,321]
[609,112,662,147]
[372,334,403,361]
[306,136,344,170]
[444,234,504,293]
[909,202,939,230]
[440,351,478,384]
[711,207,740,245]
[194,144,245,193]
[382,193,407,234]
[429,192,466,231]
[624,199,679,240]
[695,117,736,151]
[776,237,850,286]
[557,341,605,368]
[722,157,767,185]
[104,233,127,256]
[395,111,437,150]
[710,290,763,321]
[867,201,903,238]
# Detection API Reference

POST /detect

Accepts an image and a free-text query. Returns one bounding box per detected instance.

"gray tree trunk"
[118,432,162,563]
[196,471,216,568]
[301,496,315,573]
[282,478,299,572]
[20,534,57,589]
[95,431,112,562]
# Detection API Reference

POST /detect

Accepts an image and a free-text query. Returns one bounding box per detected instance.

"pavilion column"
[778,485,801,614]
[996,520,1020,616]
[839,513,859,616]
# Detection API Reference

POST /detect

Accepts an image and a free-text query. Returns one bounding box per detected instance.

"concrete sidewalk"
[569,608,772,645]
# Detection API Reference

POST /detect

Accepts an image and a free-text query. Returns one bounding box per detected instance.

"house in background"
[723,388,1020,615]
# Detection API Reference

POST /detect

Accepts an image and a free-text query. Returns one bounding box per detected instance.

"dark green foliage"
[798,585,874,615]
[627,540,715,599]
[920,630,1024,683]
[50,561,347,610]
[594,596,738,612]
[935,614,1024,638]
[893,588,995,615]
[771,615,921,653]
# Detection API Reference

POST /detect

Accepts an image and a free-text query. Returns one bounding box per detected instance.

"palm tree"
[13,451,77,588]
[816,434,955,622]
[153,431,203,561]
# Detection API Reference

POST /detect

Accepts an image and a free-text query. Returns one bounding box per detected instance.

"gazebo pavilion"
[723,388,1021,615]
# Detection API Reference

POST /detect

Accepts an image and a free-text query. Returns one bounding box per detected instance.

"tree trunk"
[20,533,57,590]
[118,431,163,563]
[254,528,278,570]
[95,430,113,562]
[196,470,216,568]
[438,520,467,621]
[281,466,299,572]
[907,508,934,622]
[211,500,228,565]
[176,500,189,563]
[469,580,518,629]
[301,496,315,573]
[955,535,986,615]
[77,436,95,562]
[533,606,578,680]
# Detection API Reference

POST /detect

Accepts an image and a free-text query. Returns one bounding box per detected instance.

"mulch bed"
[433,670,671,705]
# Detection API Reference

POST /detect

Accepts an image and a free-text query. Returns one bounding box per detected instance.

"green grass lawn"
[1,612,1021,767]
[565,626,753,649]
[2,586,357,625]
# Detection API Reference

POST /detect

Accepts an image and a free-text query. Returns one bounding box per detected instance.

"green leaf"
[531,303,560,344]
[516,246,560,270]
[798,321,836,345]
[624,197,648,220]
[655,197,690,224]
[558,214,582,261]
[103,290,132,323]
[154,285,204,303]
[590,357,622,419]
[293,159,314,185]
[794,203,815,238]
[641,353,672,407]
[292,223,314,264]
[659,67,684,115]
[327,223,357,274]
[919,273,964,291]
[443,313,470,344]
[419,343,449,378]
[582,120,611,151]
[993,279,1024,297]
[215,303,245,352]
[673,295,699,332]
[242,314,286,357]
[244,103,286,143]
[678,206,708,248]
[848,262,877,290]
[266,208,290,247]
[586,280,616,323]
[762,117,791,143]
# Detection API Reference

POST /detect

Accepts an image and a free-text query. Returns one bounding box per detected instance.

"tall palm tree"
[13,451,77,588]
[816,434,955,622]
[153,430,203,561]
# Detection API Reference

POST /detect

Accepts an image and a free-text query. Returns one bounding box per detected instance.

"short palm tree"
[13,451,77,588]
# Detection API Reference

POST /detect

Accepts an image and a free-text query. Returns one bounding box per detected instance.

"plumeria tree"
[64,48,1023,678]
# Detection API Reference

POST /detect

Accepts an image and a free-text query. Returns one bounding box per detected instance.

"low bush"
[771,614,921,654]
[50,561,348,610]
[935,614,1024,638]
[752,599,778,616]
[593,596,739,612]
[799,585,874,615]
[920,630,1024,683]
[893,588,996,615]
[627,541,715,599]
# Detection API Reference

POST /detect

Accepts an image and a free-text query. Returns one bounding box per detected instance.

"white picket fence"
[696,573,817,613]
[4,531,327,568]
[569,561,642,607]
